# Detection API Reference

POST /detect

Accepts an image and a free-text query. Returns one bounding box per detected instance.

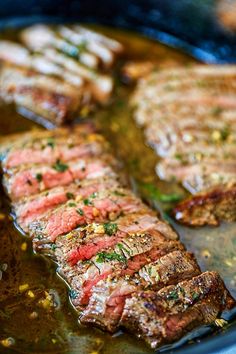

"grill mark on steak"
[132,64,236,225]
[120,271,235,349]
[80,250,199,332]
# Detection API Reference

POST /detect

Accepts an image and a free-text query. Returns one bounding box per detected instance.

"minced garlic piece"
[38,291,54,310]
[19,284,29,292]
[27,290,35,298]
[211,130,221,142]
[21,242,27,251]
[215,318,228,327]
[1,337,15,347]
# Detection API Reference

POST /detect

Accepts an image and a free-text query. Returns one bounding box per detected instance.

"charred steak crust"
[0,125,235,349]
[174,184,236,226]
[120,271,234,349]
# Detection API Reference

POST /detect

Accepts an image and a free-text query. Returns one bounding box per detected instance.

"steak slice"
[30,186,148,244]
[1,131,107,171]
[156,158,236,194]
[21,25,116,104]
[120,271,235,348]
[174,184,236,226]
[54,212,178,264]
[14,177,120,232]
[0,40,84,87]
[131,64,236,225]
[0,63,83,125]
[80,250,199,332]
[58,231,183,308]
[4,155,116,201]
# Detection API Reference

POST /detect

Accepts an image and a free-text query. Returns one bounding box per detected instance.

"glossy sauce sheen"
[0,25,235,354]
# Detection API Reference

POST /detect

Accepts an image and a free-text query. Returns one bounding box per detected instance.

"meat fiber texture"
[0,124,234,349]
[0,25,124,125]
[131,65,236,226]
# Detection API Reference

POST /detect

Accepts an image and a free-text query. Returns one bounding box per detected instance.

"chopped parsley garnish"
[103,222,118,236]
[35,173,43,182]
[140,182,182,203]
[192,292,200,301]
[83,198,93,206]
[77,40,87,52]
[167,290,179,300]
[96,251,126,263]
[220,126,230,141]
[77,208,84,216]
[53,160,68,172]
[69,289,78,299]
[90,192,98,199]
[47,138,55,149]
[113,190,126,196]
[68,202,76,207]
[211,106,223,116]
[51,244,57,251]
[66,192,75,200]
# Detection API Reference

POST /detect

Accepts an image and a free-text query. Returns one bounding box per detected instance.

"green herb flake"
[68,202,76,207]
[51,244,57,251]
[66,192,75,200]
[220,126,230,141]
[167,290,179,300]
[47,138,55,149]
[211,106,223,116]
[53,160,69,172]
[90,192,98,199]
[77,40,87,52]
[140,182,182,203]
[35,173,43,182]
[77,208,84,216]
[69,289,78,299]
[96,251,126,263]
[103,222,118,236]
[192,292,200,301]
[113,190,126,197]
[83,198,93,206]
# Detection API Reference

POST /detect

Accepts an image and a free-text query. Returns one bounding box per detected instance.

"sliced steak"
[174,184,236,226]
[1,126,234,349]
[0,63,83,125]
[14,177,120,232]
[80,250,199,332]
[59,231,183,308]
[54,212,178,265]
[1,131,107,171]
[20,24,121,104]
[131,64,236,225]
[4,155,116,201]
[120,271,235,348]
[30,187,148,244]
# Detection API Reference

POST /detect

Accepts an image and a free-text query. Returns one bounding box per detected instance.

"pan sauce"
[0,25,235,354]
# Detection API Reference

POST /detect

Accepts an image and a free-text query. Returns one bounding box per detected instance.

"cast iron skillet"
[0,1,235,353]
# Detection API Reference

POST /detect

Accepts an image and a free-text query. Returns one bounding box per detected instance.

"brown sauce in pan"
[0,25,235,353]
